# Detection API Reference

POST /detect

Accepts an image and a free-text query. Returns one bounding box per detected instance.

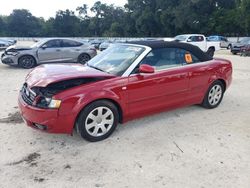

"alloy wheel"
[208,84,223,106]
[78,54,90,64]
[19,56,36,69]
[85,107,114,137]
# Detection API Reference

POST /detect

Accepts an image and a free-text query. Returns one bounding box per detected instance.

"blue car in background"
[207,35,231,49]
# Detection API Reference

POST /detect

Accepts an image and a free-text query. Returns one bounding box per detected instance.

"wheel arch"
[208,46,215,51]
[79,52,90,57]
[217,78,226,91]
[78,53,91,63]
[74,98,124,130]
[207,77,227,92]
[18,54,37,64]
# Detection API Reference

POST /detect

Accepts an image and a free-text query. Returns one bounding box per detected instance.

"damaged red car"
[18,41,232,142]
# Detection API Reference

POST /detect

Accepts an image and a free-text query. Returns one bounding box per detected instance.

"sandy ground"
[0,46,250,188]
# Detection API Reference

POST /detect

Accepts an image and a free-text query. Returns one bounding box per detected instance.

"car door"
[181,51,213,104]
[127,48,190,118]
[220,37,227,48]
[60,39,83,62]
[37,39,64,63]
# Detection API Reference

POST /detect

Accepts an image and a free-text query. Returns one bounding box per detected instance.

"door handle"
[56,49,61,52]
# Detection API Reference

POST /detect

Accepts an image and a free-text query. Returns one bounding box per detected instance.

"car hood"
[6,45,32,51]
[232,42,246,47]
[26,64,116,88]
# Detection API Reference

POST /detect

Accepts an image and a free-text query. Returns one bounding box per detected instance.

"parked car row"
[174,34,250,56]
[207,35,232,49]
[1,37,165,68]
[230,37,250,55]
[87,38,156,51]
[1,35,249,69]
[240,42,250,56]
[174,34,221,57]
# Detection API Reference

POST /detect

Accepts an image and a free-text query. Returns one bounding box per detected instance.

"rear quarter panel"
[212,58,233,89]
[184,59,232,105]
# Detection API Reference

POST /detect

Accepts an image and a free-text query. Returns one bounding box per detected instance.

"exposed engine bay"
[32,77,105,97]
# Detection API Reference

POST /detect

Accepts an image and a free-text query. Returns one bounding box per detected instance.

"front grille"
[21,84,37,105]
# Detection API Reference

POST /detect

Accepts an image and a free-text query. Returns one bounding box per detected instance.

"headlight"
[37,97,61,109]
[6,51,19,56]
[48,98,61,109]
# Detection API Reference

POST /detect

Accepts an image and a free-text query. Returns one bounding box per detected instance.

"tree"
[125,0,164,36]
[76,4,89,19]
[240,0,250,35]
[106,22,124,37]
[0,17,6,36]
[52,10,81,37]
[0,1,249,37]
[7,9,43,37]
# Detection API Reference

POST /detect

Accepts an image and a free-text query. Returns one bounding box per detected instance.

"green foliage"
[6,9,43,37]
[0,0,249,37]
[53,10,81,37]
[0,17,6,35]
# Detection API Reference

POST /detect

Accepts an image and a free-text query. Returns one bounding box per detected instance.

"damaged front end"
[21,77,104,109]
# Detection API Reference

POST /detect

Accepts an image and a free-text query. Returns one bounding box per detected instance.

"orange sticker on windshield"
[185,54,193,64]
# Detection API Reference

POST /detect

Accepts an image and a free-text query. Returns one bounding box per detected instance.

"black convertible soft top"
[127,40,213,62]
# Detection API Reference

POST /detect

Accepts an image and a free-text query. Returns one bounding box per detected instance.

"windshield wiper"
[87,64,106,73]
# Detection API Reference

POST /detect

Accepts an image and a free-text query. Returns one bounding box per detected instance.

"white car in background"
[174,34,221,57]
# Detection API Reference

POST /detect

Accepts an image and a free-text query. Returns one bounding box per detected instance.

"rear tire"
[18,55,36,69]
[207,48,215,57]
[227,44,232,50]
[202,80,225,109]
[77,53,90,64]
[76,100,119,142]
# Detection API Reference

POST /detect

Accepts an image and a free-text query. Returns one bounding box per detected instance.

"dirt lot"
[0,46,250,188]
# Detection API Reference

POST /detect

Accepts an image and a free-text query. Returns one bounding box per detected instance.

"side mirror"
[41,44,47,49]
[139,64,155,74]
[187,39,192,42]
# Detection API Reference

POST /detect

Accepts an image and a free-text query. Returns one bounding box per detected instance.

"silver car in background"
[1,38,97,69]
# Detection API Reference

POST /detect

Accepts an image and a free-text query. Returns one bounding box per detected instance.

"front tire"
[202,80,225,109]
[18,55,36,69]
[76,100,119,142]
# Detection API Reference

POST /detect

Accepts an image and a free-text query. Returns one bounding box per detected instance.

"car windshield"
[240,38,250,44]
[174,35,188,41]
[87,44,145,76]
[207,36,219,41]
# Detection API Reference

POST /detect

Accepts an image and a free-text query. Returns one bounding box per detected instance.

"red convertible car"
[18,41,232,142]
